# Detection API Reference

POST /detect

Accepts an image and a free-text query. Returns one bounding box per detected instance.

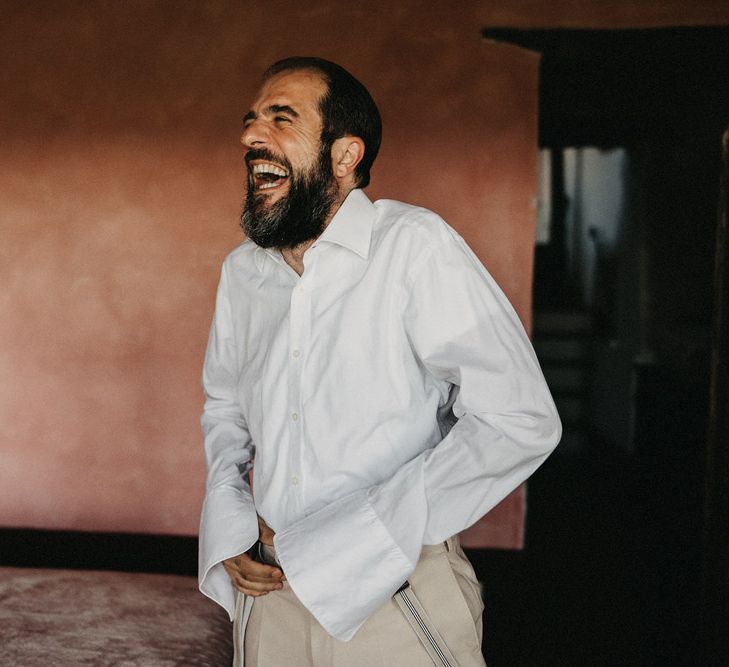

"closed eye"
[269,104,299,121]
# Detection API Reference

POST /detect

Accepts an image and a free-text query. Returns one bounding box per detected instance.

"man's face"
[239,70,338,248]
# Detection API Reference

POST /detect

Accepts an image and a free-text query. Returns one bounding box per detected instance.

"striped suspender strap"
[393,581,460,667]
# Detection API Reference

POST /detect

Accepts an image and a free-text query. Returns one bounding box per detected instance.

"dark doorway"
[468,27,729,665]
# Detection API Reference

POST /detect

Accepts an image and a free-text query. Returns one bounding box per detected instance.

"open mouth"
[251,162,290,192]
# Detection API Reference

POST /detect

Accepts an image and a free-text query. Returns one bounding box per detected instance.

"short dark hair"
[263,57,382,188]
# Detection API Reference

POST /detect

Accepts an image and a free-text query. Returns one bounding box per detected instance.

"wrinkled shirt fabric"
[199,189,561,641]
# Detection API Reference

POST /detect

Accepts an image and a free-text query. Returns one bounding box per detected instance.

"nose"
[241,119,267,149]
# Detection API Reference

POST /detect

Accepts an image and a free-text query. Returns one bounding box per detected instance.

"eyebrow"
[243,104,300,123]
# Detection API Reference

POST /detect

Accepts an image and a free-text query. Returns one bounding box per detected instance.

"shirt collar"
[253,189,375,271]
[314,188,374,260]
[253,245,283,272]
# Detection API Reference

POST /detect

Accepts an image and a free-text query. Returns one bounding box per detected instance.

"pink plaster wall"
[2,1,727,543]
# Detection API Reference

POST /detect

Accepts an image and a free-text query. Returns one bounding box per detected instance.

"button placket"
[287,268,313,505]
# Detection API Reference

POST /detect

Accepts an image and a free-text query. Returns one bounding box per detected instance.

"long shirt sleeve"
[198,263,259,618]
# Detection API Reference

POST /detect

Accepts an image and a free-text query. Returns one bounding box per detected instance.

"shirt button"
[292,349,300,358]
[291,475,299,486]
[292,412,299,421]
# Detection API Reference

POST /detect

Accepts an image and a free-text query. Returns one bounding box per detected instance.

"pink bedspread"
[0,567,232,666]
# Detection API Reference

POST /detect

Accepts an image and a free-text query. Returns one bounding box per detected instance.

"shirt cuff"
[198,486,258,619]
[273,489,415,641]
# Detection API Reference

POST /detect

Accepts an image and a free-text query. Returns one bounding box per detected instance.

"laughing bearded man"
[199,57,561,666]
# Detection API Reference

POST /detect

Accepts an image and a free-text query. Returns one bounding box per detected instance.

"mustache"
[244,148,292,171]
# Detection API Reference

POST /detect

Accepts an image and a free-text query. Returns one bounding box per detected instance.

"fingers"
[224,569,282,596]
[223,553,284,583]
[257,515,276,546]
[223,552,285,597]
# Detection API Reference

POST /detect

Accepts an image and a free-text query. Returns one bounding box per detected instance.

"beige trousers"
[236,537,486,666]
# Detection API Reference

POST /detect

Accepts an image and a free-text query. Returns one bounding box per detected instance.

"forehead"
[251,69,327,121]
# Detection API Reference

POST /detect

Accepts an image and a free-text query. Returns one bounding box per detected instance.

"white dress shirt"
[199,189,561,641]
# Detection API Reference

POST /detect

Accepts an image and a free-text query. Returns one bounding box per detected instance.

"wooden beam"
[481,27,729,146]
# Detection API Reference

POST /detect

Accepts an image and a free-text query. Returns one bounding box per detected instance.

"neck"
[279,184,354,276]
[280,241,313,276]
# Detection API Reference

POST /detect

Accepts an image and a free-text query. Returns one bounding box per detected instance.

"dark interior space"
[2,25,728,667]
[473,26,729,665]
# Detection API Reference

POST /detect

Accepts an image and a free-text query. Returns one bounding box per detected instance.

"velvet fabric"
[0,567,232,666]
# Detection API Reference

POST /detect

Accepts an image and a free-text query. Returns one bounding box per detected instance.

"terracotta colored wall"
[2,1,728,541]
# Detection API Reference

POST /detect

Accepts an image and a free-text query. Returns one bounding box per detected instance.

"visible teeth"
[252,163,288,177]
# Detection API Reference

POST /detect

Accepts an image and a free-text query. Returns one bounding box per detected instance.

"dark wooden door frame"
[703,129,729,664]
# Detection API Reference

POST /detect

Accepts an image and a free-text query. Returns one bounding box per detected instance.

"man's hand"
[222,552,284,597]
[223,514,283,597]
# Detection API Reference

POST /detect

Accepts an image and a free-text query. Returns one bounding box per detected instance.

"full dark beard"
[240,143,338,249]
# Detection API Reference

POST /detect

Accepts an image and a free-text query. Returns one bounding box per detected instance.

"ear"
[331,136,365,181]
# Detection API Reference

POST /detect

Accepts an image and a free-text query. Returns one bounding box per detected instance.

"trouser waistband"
[257,536,459,568]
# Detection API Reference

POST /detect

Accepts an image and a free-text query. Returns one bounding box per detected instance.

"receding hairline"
[261,66,332,107]
[256,71,327,126]
[263,63,329,83]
